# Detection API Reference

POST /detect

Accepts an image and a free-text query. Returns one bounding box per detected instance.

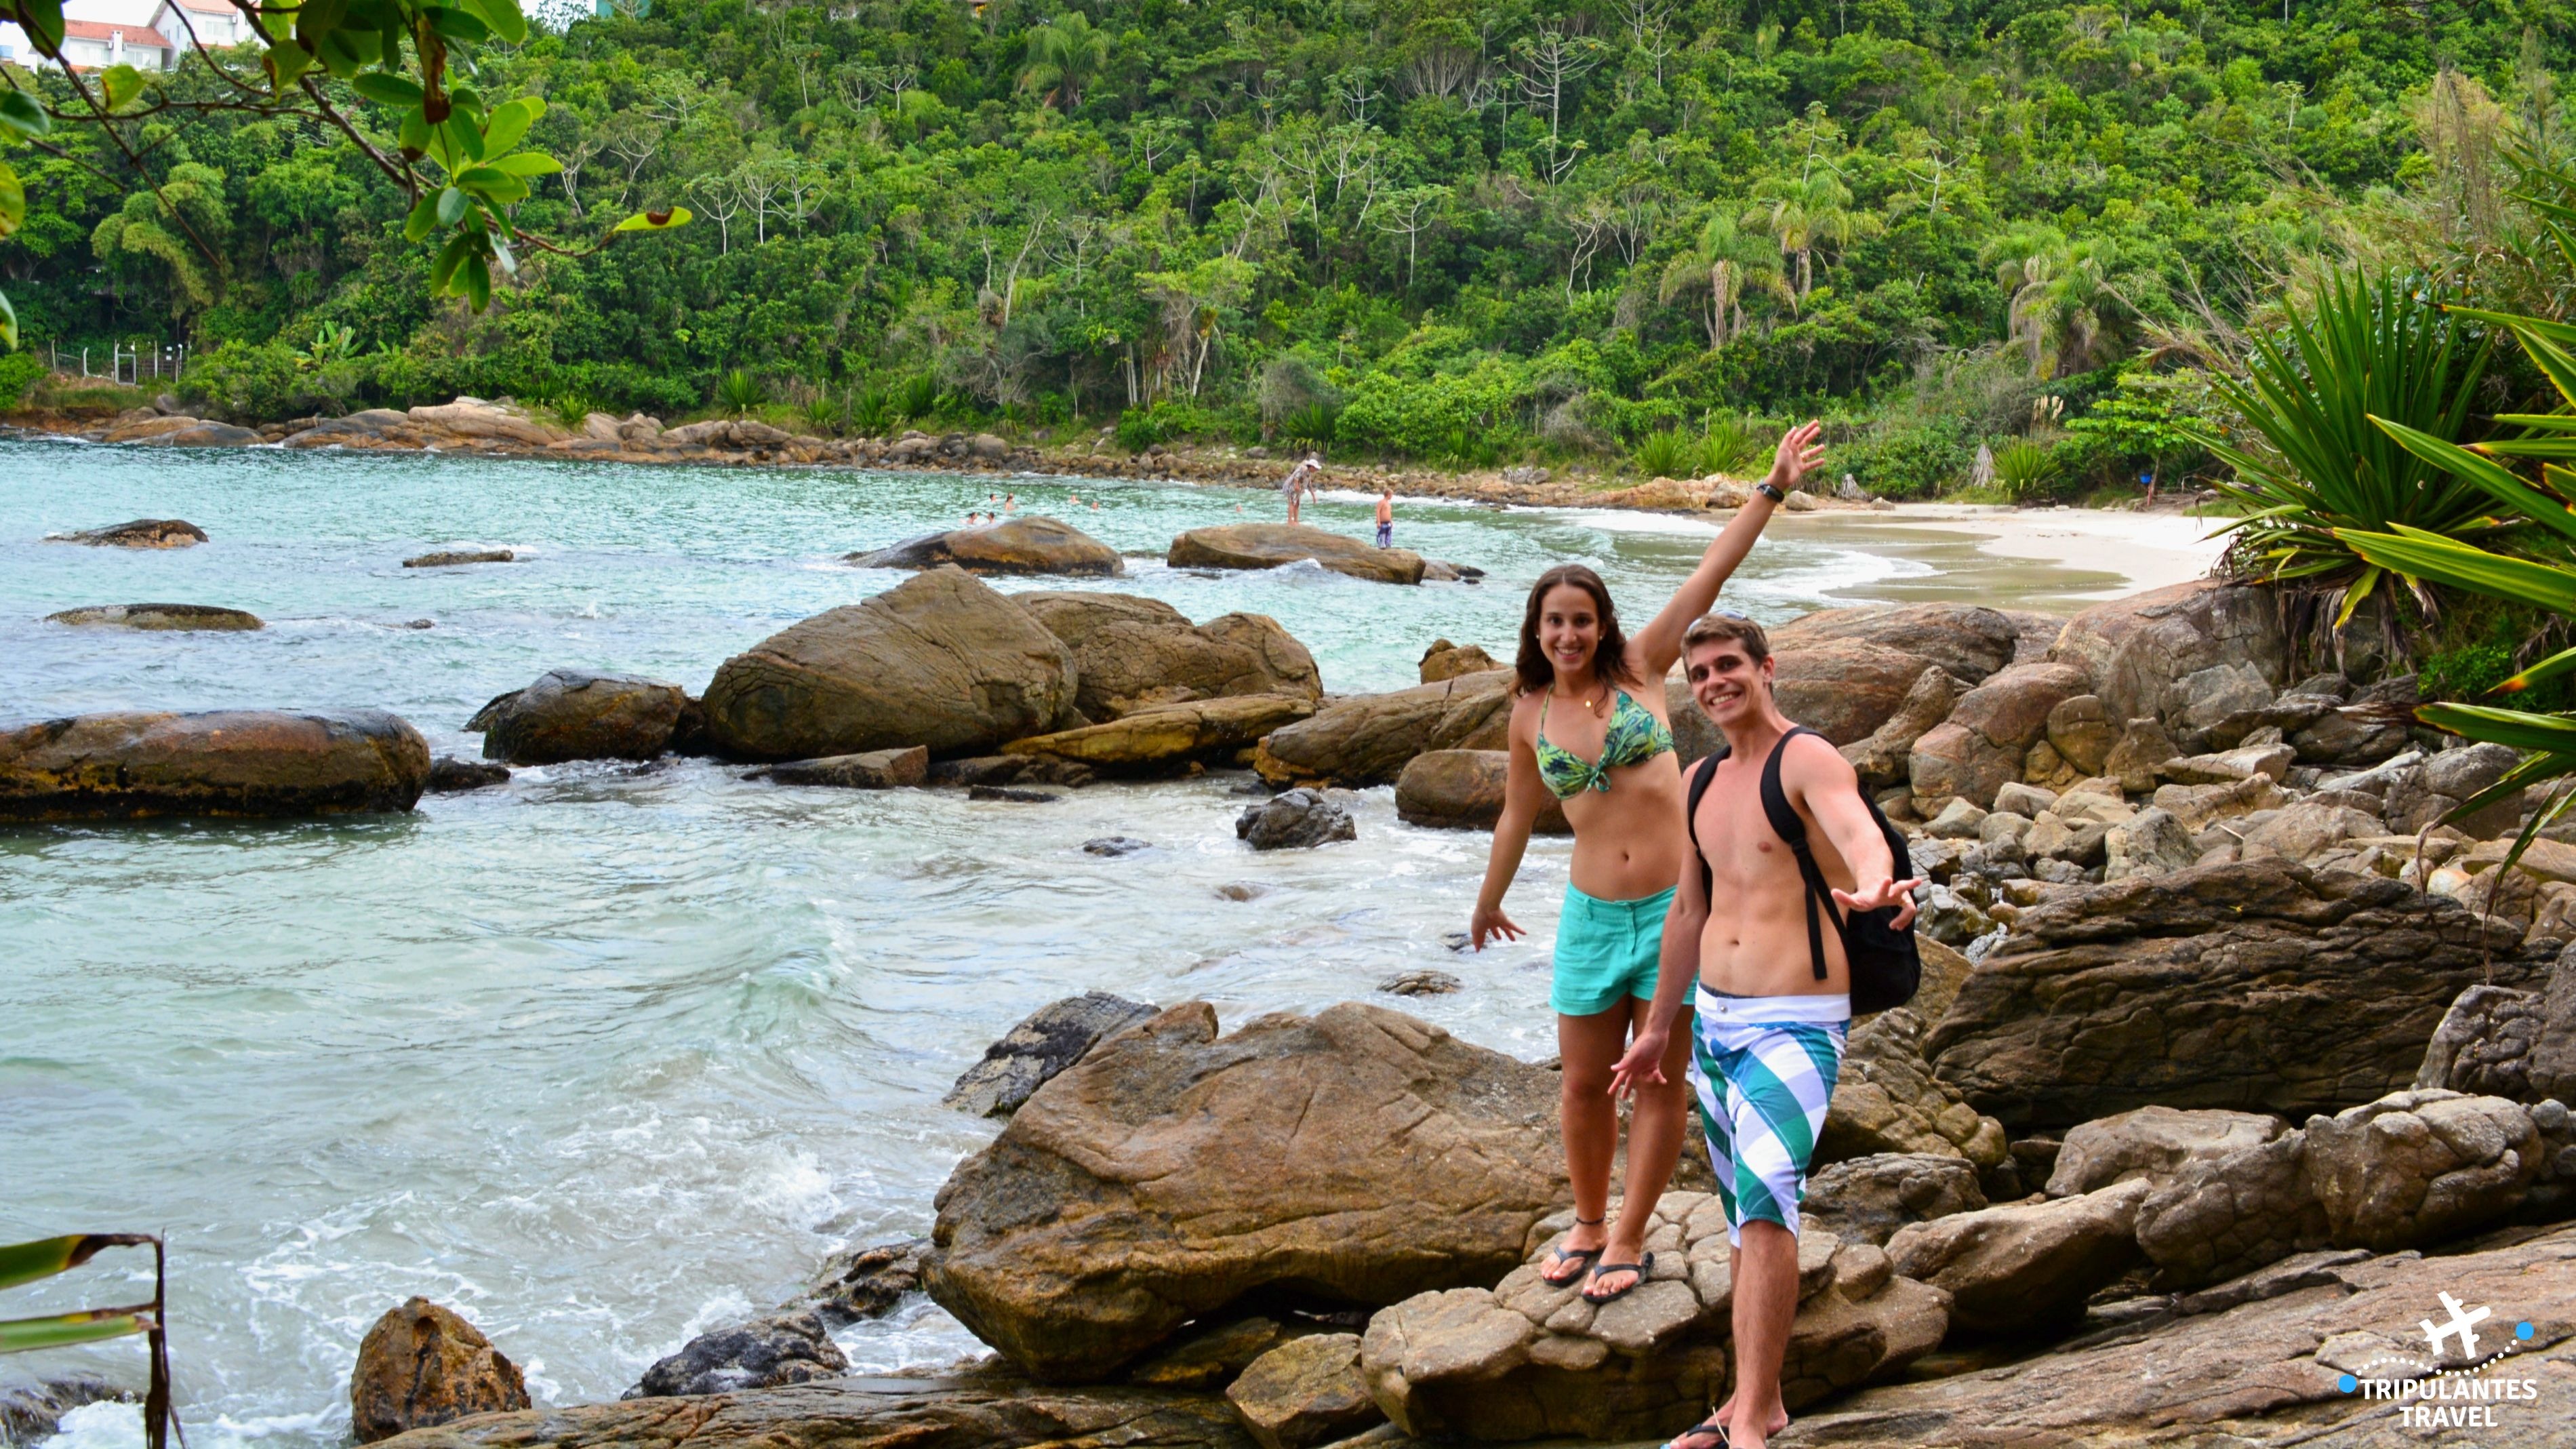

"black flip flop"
[1665,1413,1731,1449]
[1539,1241,1605,1287]
[1582,1251,1655,1305]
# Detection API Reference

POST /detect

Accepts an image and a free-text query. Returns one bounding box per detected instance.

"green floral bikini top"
[1535,688,1676,799]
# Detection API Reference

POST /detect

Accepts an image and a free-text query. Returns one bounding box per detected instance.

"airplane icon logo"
[2421,1292,2493,1359]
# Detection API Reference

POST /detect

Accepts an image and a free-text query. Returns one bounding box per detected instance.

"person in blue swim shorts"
[1468,422,1826,1308]
[1611,612,1921,1449]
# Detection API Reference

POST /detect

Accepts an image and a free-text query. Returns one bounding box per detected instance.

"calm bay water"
[1,439,2095,1445]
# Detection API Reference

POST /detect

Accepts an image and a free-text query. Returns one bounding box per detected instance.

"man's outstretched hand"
[1769,420,1826,494]
[1832,876,1925,930]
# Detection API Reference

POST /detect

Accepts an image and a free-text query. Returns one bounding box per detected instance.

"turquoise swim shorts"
[1550,884,1676,1016]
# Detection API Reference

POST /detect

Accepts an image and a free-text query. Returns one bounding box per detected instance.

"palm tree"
[1742,172,1882,304]
[1981,226,2164,378]
[1020,12,1110,112]
[1658,212,1790,350]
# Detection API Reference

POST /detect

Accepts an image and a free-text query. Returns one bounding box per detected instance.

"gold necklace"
[1558,681,1609,717]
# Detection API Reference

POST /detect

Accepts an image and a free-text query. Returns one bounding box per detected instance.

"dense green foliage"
[4,0,2567,493]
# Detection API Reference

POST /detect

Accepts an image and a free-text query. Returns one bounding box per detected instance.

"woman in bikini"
[1469,420,1824,1305]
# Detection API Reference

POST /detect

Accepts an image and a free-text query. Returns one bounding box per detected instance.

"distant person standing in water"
[1375,485,1394,547]
[1281,455,1323,525]
[1004,493,1018,513]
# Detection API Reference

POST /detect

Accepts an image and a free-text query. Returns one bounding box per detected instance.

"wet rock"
[1840,666,1956,791]
[625,1311,847,1400]
[1253,673,1512,788]
[1083,836,1151,856]
[2047,1106,2289,1197]
[1417,640,1502,683]
[2304,1089,2542,1251]
[794,1237,929,1322]
[1392,750,1569,834]
[1775,641,1953,745]
[0,709,430,820]
[1169,525,1426,584]
[0,1375,128,1444]
[929,755,1028,787]
[1238,788,1356,849]
[1925,859,2545,1132]
[1358,1197,1945,1442]
[404,549,515,568]
[970,785,1062,802]
[762,747,931,789]
[1885,1178,2150,1332]
[426,757,510,793]
[47,517,207,548]
[852,516,1123,576]
[2048,579,2289,730]
[1377,970,1461,997]
[1778,1226,2576,1447]
[350,1298,530,1443]
[1228,1334,1382,1449]
[944,991,1160,1119]
[1005,695,1314,770]
[45,603,263,631]
[1015,593,1321,721]
[1804,1152,1989,1247]
[1770,602,2020,685]
[468,670,689,765]
[925,1001,1567,1381]
[702,568,1076,761]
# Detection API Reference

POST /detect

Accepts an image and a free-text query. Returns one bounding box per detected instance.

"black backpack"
[1685,726,1921,1017]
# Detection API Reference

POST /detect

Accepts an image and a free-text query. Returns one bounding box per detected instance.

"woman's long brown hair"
[1515,563,1638,696]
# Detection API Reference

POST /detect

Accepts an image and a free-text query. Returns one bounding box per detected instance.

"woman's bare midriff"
[1560,757,1689,900]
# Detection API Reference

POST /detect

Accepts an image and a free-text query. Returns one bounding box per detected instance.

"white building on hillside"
[152,0,251,54]
[1,0,239,70]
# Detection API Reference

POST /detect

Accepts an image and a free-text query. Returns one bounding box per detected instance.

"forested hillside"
[3,0,2564,494]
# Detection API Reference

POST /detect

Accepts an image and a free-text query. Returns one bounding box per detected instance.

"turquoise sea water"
[0,439,2061,1445]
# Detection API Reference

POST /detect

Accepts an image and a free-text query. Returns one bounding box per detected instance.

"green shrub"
[716,368,767,414]
[803,395,842,435]
[0,353,44,410]
[1633,428,1693,478]
[850,386,893,435]
[182,340,331,422]
[1699,416,1763,475]
[893,374,940,422]
[1993,439,2059,498]
[1282,401,1338,448]
[549,395,594,430]
[1115,408,1160,452]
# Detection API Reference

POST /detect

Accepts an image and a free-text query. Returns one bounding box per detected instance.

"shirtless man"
[1373,485,1394,547]
[1610,613,1920,1449]
[1281,455,1323,524]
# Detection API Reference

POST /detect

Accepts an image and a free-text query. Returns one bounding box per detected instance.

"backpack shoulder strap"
[1687,747,1726,905]
[1758,727,1843,982]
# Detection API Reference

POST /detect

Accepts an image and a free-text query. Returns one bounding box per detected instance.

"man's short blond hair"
[1683,612,1771,664]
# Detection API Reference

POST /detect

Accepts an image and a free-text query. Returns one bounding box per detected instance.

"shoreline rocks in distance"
[1167,523,1428,585]
[44,603,264,631]
[350,1298,531,1444]
[44,518,208,548]
[405,549,515,568]
[850,515,1124,576]
[0,709,430,820]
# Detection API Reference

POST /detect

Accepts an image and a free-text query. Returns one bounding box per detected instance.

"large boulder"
[1771,1227,2576,1447]
[407,397,562,447]
[2048,580,2289,730]
[1393,751,1569,834]
[1418,640,1503,683]
[0,709,430,820]
[1015,593,1321,721]
[350,1298,530,1444]
[1769,603,2020,685]
[1169,525,1426,584]
[944,992,1159,1119]
[2414,975,2576,1105]
[46,517,206,548]
[1907,662,2090,812]
[1803,1153,1989,1248]
[1773,641,1949,745]
[701,568,1076,761]
[1839,667,1955,791]
[45,603,263,631]
[1357,1195,1946,1442]
[1003,695,1314,770]
[924,1002,1568,1381]
[1254,672,1513,787]
[466,669,689,764]
[1927,859,2545,1132]
[2303,1089,2543,1252]
[2046,1106,2289,1197]
[1884,1179,2150,1332]
[1818,1008,2008,1174]
[852,516,1124,576]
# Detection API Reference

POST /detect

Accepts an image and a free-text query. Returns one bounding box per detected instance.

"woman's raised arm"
[1629,420,1826,677]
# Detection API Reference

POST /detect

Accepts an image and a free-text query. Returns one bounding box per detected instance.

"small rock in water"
[0,1376,130,1446]
[47,518,206,549]
[1228,777,1275,796]
[930,755,1028,787]
[622,1310,847,1400]
[404,548,515,568]
[1236,788,1357,850]
[1379,970,1462,997]
[1442,930,1472,952]
[969,785,1061,803]
[794,1237,928,1323]
[1083,835,1151,856]
[350,1298,529,1444]
[398,618,435,630]
[764,747,931,789]
[945,991,1159,1117]
[45,603,264,631]
[427,757,510,793]
[1215,882,1268,902]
